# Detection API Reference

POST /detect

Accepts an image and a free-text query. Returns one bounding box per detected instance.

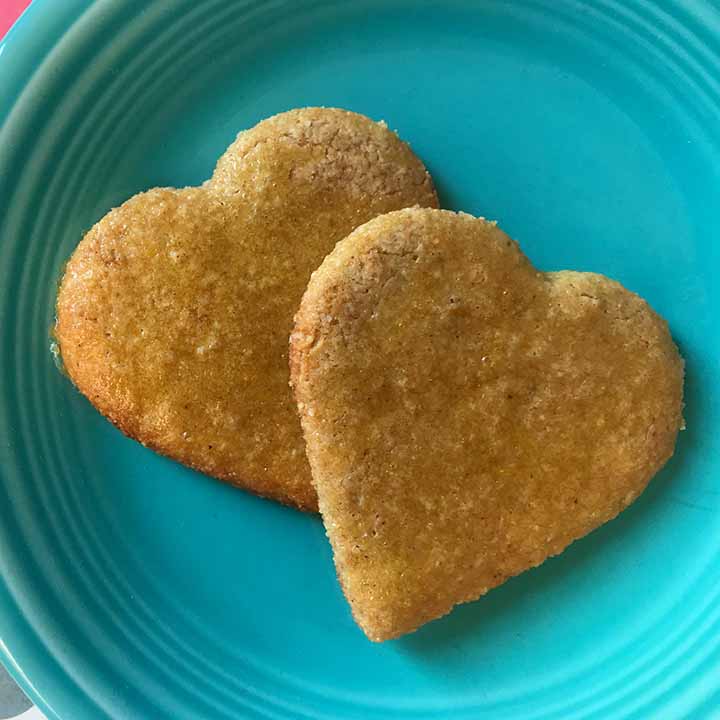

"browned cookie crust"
[56,109,438,511]
[291,208,684,638]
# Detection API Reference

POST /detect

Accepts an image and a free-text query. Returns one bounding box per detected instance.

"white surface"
[16,711,45,720]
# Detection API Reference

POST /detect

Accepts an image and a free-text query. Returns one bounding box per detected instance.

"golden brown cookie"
[291,207,684,639]
[56,108,438,511]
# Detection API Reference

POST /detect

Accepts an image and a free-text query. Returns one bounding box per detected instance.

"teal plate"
[1,1,719,718]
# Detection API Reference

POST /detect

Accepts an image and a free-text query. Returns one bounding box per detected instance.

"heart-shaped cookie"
[291,208,684,640]
[56,108,437,510]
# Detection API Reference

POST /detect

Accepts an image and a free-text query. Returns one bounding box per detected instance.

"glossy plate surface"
[1,1,719,718]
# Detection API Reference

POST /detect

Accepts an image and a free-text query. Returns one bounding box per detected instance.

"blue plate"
[1,1,719,718]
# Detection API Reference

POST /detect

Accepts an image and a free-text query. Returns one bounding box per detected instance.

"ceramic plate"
[1,1,718,718]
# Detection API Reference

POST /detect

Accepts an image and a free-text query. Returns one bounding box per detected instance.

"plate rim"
[1,4,99,718]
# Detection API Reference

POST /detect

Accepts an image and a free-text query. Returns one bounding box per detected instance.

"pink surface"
[0,0,31,41]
